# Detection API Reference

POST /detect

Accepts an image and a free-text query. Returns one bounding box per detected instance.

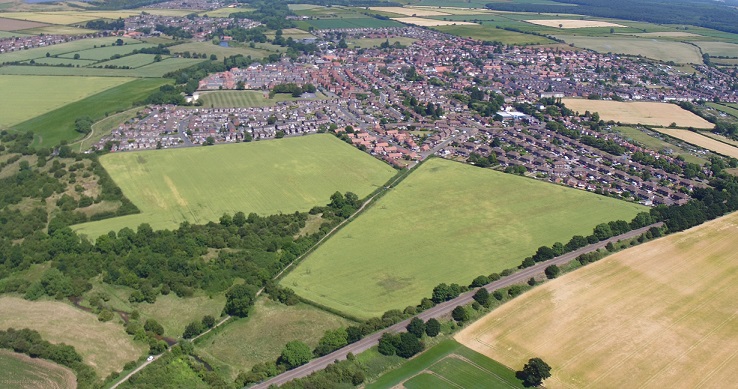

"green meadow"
[73,135,397,238]
[282,158,645,319]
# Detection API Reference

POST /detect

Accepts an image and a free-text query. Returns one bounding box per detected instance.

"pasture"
[650,128,738,159]
[196,299,352,380]
[694,41,738,58]
[100,53,157,68]
[61,43,156,61]
[556,36,703,64]
[525,19,625,29]
[0,36,142,63]
[434,24,554,45]
[393,17,476,26]
[12,78,168,146]
[347,37,417,48]
[0,296,145,377]
[0,58,204,77]
[368,340,523,389]
[197,90,324,108]
[306,18,404,30]
[169,41,278,60]
[0,350,77,389]
[72,135,396,238]
[281,158,644,319]
[561,99,714,129]
[369,6,450,16]
[456,211,738,389]
[0,75,130,129]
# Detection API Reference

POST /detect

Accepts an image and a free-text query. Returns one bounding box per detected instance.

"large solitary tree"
[518,357,551,387]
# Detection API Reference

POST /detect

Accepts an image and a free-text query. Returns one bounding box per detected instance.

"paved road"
[252,222,662,388]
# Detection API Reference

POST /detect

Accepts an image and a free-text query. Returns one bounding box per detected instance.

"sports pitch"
[282,158,644,319]
[561,99,714,129]
[456,212,738,388]
[72,135,396,237]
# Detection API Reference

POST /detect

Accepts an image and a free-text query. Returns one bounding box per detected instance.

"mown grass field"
[197,299,352,380]
[12,78,168,146]
[457,211,738,389]
[0,296,145,377]
[169,41,280,60]
[73,135,396,238]
[61,43,157,61]
[197,90,325,108]
[282,158,645,319]
[562,99,714,128]
[0,350,77,389]
[555,36,704,63]
[368,339,523,389]
[0,75,130,129]
[99,53,157,68]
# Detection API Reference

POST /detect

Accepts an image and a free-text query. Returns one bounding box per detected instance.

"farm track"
[252,222,662,388]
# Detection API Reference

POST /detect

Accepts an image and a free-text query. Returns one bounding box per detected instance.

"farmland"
[612,126,707,165]
[0,37,143,63]
[650,128,738,159]
[0,59,204,77]
[0,350,77,389]
[555,36,704,64]
[561,99,714,129]
[197,90,325,108]
[393,17,476,27]
[434,24,555,45]
[306,18,404,29]
[11,78,168,146]
[196,299,352,380]
[695,41,738,58]
[282,158,644,319]
[525,19,625,29]
[169,41,279,60]
[368,340,523,389]
[0,296,145,377]
[0,75,130,129]
[456,211,738,389]
[72,135,396,238]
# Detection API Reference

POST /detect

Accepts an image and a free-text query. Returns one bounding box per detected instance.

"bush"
[452,306,468,322]
[545,265,560,279]
[473,288,489,306]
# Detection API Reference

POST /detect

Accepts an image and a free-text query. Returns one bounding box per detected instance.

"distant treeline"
[485,0,738,35]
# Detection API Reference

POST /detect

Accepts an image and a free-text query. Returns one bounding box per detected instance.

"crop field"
[72,135,396,237]
[169,41,277,60]
[0,36,141,63]
[0,350,77,389]
[525,19,625,29]
[434,24,555,45]
[197,90,325,108]
[651,128,738,159]
[99,53,157,68]
[368,340,523,389]
[0,75,130,129]
[282,158,644,319]
[457,211,738,389]
[12,78,168,146]
[197,299,352,380]
[0,12,101,24]
[561,99,714,129]
[0,16,46,30]
[556,36,703,64]
[0,296,145,377]
[306,18,404,29]
[393,17,476,26]
[694,41,738,58]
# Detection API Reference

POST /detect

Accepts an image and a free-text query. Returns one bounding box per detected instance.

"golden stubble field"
[562,99,714,128]
[456,212,738,389]
[393,17,476,26]
[525,19,625,29]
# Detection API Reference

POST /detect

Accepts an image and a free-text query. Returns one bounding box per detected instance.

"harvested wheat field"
[456,212,738,389]
[652,128,738,159]
[369,6,449,16]
[393,17,476,26]
[525,19,625,29]
[562,99,714,128]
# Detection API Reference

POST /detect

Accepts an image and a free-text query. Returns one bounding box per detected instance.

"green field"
[695,41,738,57]
[12,78,168,146]
[556,36,704,63]
[613,126,707,165]
[99,53,157,68]
[197,90,325,108]
[0,37,142,63]
[282,158,645,319]
[0,75,130,129]
[25,56,97,66]
[307,18,404,29]
[708,102,738,118]
[197,298,352,380]
[73,135,397,238]
[0,350,77,389]
[433,24,554,45]
[60,43,156,61]
[368,340,523,388]
[347,37,417,48]
[169,41,280,60]
[0,57,204,77]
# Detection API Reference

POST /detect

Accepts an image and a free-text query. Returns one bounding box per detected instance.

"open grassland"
[12,78,167,147]
[169,41,278,60]
[0,296,145,377]
[347,37,417,48]
[368,340,523,389]
[393,17,475,26]
[457,211,738,389]
[0,36,142,63]
[525,19,625,29]
[61,43,156,61]
[78,108,140,152]
[73,135,396,238]
[561,99,714,129]
[651,128,738,159]
[99,53,156,68]
[694,41,738,58]
[197,90,325,108]
[0,350,77,389]
[613,126,706,165]
[0,75,130,129]
[282,158,644,319]
[434,24,554,44]
[197,299,352,380]
[556,36,703,63]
